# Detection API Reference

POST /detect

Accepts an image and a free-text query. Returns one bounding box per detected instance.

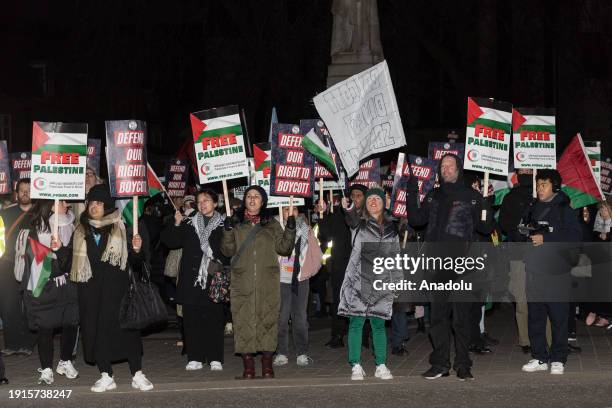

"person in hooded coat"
[58,184,154,393]
[221,185,296,379]
[407,153,493,381]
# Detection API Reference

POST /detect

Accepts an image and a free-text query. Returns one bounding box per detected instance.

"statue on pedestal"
[330,0,384,62]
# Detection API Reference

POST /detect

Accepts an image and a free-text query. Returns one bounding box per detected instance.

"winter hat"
[87,184,115,210]
[348,183,368,195]
[365,187,385,204]
[183,195,195,204]
[244,185,268,209]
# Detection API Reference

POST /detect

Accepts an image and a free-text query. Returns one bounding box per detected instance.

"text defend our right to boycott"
[270,125,315,198]
[105,120,149,197]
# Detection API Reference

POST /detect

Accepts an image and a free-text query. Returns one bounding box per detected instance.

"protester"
[407,154,493,381]
[60,184,154,392]
[520,169,581,375]
[14,200,79,385]
[274,205,322,367]
[0,178,36,356]
[221,185,295,379]
[593,201,611,242]
[72,166,103,223]
[161,189,229,371]
[338,187,400,381]
[182,195,196,216]
[317,184,368,348]
[499,168,537,354]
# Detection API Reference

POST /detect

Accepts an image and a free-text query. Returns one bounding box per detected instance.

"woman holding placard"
[14,200,79,385]
[161,189,229,372]
[58,184,154,392]
[221,185,296,379]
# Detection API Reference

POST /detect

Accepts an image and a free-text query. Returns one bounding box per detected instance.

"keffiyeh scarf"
[192,211,224,289]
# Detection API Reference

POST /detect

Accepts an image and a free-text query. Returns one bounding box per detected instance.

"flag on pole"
[28,238,53,298]
[558,134,605,209]
[117,163,164,226]
[301,129,337,176]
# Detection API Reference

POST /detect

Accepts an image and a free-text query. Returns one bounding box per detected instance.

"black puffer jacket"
[499,184,534,242]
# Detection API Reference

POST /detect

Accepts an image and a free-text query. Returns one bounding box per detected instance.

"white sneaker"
[296,354,313,366]
[522,359,548,372]
[273,354,288,366]
[374,364,393,380]
[185,361,203,371]
[351,364,365,380]
[91,372,116,392]
[37,368,54,385]
[131,371,154,391]
[56,360,79,379]
[550,362,565,375]
[210,361,223,371]
[224,322,233,336]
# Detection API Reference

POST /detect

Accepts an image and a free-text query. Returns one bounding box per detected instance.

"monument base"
[326,51,383,87]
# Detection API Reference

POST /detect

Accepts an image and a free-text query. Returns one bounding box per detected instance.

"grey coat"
[338,212,402,320]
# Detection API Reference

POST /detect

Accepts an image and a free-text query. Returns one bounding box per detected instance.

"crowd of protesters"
[0,153,611,389]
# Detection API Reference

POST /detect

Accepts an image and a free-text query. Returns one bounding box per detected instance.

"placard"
[269,124,315,198]
[105,120,149,197]
[512,108,556,169]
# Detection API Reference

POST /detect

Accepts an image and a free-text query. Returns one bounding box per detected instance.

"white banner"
[313,60,406,177]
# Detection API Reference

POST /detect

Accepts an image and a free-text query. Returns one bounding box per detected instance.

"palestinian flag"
[28,237,53,298]
[32,122,88,156]
[584,141,601,188]
[253,143,271,174]
[117,163,164,226]
[301,128,337,176]
[558,134,604,209]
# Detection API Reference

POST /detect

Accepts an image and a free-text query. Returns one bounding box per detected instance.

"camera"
[517,220,553,237]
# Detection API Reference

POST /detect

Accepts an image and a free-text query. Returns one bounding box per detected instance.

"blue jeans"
[391,310,409,349]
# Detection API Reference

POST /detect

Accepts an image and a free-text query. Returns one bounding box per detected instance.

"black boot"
[417,317,426,333]
[325,335,344,348]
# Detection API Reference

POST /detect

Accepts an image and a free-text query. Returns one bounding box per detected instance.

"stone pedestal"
[326,51,382,87]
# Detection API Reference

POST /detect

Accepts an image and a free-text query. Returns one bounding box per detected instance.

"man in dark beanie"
[407,153,493,381]
[317,183,368,348]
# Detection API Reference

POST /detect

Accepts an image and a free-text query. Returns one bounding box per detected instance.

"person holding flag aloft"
[14,200,79,385]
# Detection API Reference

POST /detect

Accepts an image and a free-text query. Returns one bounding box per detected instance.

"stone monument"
[327,0,384,87]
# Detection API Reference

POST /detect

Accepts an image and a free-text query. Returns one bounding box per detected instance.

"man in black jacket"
[499,169,539,354]
[407,154,493,381]
[520,169,581,375]
[317,184,367,348]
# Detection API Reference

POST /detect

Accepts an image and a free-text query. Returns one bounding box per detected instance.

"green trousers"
[348,316,387,366]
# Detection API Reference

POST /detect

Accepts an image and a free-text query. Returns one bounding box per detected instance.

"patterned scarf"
[244,211,261,225]
[70,209,128,283]
[276,214,309,269]
[192,211,224,289]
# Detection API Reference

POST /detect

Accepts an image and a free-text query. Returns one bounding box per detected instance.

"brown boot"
[262,353,274,379]
[237,353,255,379]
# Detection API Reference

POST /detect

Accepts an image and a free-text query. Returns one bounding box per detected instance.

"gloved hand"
[224,216,233,231]
[285,215,296,229]
[54,274,67,287]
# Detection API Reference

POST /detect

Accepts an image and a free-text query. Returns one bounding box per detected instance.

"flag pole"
[329,189,334,213]
[222,179,231,217]
[319,178,324,219]
[132,195,138,237]
[532,169,537,198]
[481,171,489,221]
[53,199,59,240]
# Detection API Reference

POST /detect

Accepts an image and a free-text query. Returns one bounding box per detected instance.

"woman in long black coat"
[59,184,154,393]
[161,189,229,371]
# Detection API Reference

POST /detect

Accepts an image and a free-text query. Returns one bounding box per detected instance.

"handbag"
[119,261,168,330]
[207,261,230,303]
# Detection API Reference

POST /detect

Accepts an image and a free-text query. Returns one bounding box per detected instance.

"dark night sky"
[1,0,611,167]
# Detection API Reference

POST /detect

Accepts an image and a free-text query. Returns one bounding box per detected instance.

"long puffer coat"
[221,216,295,353]
[338,213,402,320]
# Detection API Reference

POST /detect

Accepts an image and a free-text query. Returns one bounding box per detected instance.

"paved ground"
[2,304,612,407]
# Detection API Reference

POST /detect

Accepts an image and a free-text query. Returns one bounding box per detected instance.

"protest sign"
[313,60,406,177]
[349,159,380,189]
[190,105,249,184]
[382,161,396,189]
[463,97,512,176]
[105,120,149,197]
[253,142,304,208]
[601,158,611,195]
[10,152,31,190]
[164,159,189,197]
[269,124,314,198]
[584,141,601,188]
[30,121,88,200]
[0,141,11,194]
[390,154,438,218]
[428,142,465,162]
[512,108,556,169]
[87,139,102,174]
